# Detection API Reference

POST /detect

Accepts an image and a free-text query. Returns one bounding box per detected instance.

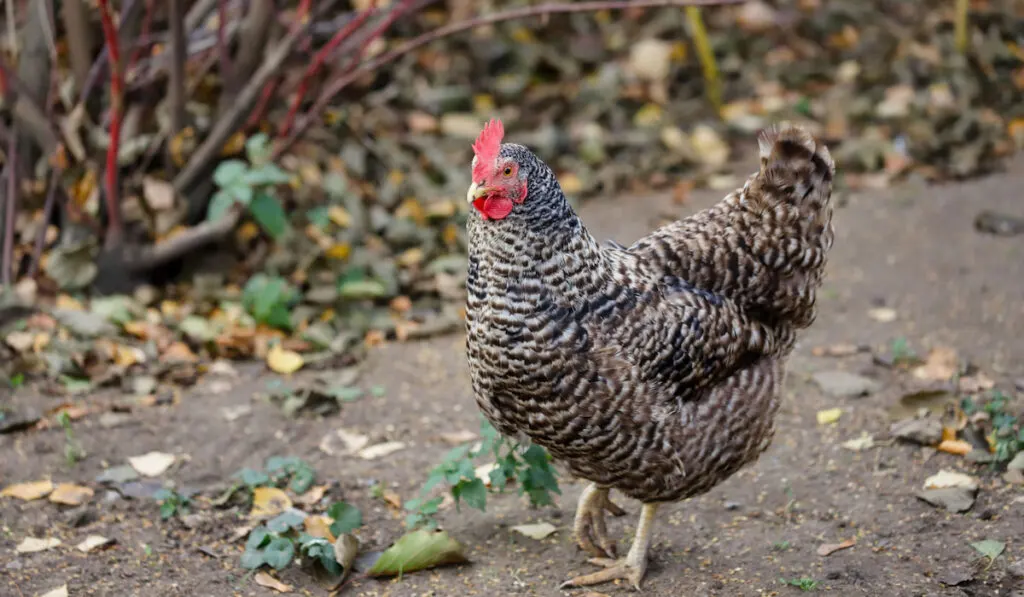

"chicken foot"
[562,503,659,591]
[572,483,627,559]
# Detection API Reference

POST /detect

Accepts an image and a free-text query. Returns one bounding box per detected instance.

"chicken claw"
[572,483,620,558]
[562,503,659,592]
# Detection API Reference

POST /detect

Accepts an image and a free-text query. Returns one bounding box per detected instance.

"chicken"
[464,118,835,590]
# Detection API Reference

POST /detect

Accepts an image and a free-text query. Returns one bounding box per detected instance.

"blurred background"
[0,2,1022,596]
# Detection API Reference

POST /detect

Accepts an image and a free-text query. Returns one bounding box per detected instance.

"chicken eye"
[502,166,513,177]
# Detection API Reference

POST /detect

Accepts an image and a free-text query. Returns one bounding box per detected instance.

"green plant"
[154,488,191,520]
[56,411,85,466]
[890,336,917,364]
[241,501,361,574]
[207,133,292,241]
[241,274,297,330]
[6,372,24,388]
[404,418,560,529]
[780,577,819,591]
[961,390,1023,466]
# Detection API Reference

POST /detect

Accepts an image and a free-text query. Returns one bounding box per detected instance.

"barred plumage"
[465,124,835,589]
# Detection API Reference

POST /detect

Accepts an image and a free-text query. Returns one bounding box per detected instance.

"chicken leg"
[572,483,627,559]
[562,503,659,591]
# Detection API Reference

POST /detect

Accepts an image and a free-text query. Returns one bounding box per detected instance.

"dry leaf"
[142,176,177,211]
[475,462,498,486]
[250,487,293,519]
[337,429,369,453]
[303,515,336,542]
[16,537,62,553]
[912,347,958,382]
[161,341,198,363]
[48,483,94,506]
[924,470,978,491]
[37,585,69,597]
[868,307,897,322]
[511,522,558,540]
[816,408,843,425]
[254,571,293,593]
[76,535,114,552]
[294,485,329,507]
[438,430,477,445]
[817,538,856,556]
[840,432,875,451]
[358,441,406,460]
[937,439,972,455]
[380,489,403,509]
[129,451,176,477]
[267,343,304,374]
[334,533,360,581]
[958,372,994,394]
[811,343,863,357]
[1,480,54,501]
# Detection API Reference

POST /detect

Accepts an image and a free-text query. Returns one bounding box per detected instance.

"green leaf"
[453,478,486,512]
[207,190,237,221]
[242,164,292,186]
[213,160,248,187]
[246,527,272,551]
[227,184,254,205]
[289,465,316,494]
[318,552,343,576]
[160,501,176,520]
[249,192,289,240]
[971,539,1005,567]
[327,386,364,402]
[263,536,295,570]
[240,549,266,569]
[323,172,348,198]
[267,510,306,533]
[245,133,272,164]
[366,529,468,577]
[327,502,363,536]
[265,455,299,474]
[236,468,271,487]
[337,278,388,300]
[306,206,330,230]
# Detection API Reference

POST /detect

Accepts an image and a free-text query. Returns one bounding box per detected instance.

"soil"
[3,156,1024,597]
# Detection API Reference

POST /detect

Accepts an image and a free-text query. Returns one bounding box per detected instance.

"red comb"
[471,118,504,181]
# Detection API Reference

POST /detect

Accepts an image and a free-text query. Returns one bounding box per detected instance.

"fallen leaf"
[924,470,978,491]
[142,176,178,211]
[971,540,1005,568]
[254,571,293,593]
[841,432,875,451]
[303,515,337,542]
[816,408,843,425]
[379,488,403,509]
[438,430,477,445]
[817,538,856,556]
[129,451,176,477]
[250,487,293,519]
[868,307,897,322]
[358,441,406,460]
[76,535,114,552]
[511,522,558,540]
[366,529,469,577]
[811,343,864,357]
[294,484,329,507]
[912,346,958,382]
[267,343,304,374]
[37,585,69,597]
[336,429,370,453]
[1,480,54,501]
[161,341,198,364]
[16,537,62,553]
[937,439,972,455]
[958,372,994,394]
[334,533,360,580]
[48,483,94,506]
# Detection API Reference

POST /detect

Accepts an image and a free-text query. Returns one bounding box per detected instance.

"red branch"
[248,0,316,130]
[97,0,124,247]
[276,0,742,158]
[278,4,378,137]
[2,133,16,287]
[127,0,157,77]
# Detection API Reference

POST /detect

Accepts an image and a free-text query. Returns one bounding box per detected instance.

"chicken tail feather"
[754,124,835,219]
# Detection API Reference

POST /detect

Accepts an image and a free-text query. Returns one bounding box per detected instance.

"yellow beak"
[467,182,491,204]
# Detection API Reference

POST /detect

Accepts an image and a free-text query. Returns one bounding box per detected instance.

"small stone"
[916,487,975,513]
[1008,558,1024,578]
[890,417,943,445]
[1007,452,1024,471]
[812,370,880,398]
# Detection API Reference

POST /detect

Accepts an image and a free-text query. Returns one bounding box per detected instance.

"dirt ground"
[3,156,1023,597]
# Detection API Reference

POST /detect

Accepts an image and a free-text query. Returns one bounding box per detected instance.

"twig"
[28,167,59,278]
[279,0,742,157]
[2,133,16,287]
[278,3,377,137]
[684,6,721,113]
[168,0,187,135]
[4,0,16,59]
[123,205,242,271]
[61,0,95,93]
[173,23,309,194]
[231,0,275,107]
[246,0,317,128]
[954,0,969,53]
[185,0,219,31]
[216,0,233,96]
[0,61,59,155]
[97,0,125,247]
[127,0,157,78]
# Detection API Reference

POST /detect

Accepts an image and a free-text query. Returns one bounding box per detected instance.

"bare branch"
[280,0,743,156]
[124,205,242,272]
[2,133,17,287]
[28,167,60,278]
[185,0,219,31]
[16,0,54,169]
[215,0,234,99]
[168,0,187,135]
[228,0,274,107]
[97,0,125,247]
[61,0,96,93]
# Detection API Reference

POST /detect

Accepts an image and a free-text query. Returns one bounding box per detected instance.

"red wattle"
[473,196,513,220]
